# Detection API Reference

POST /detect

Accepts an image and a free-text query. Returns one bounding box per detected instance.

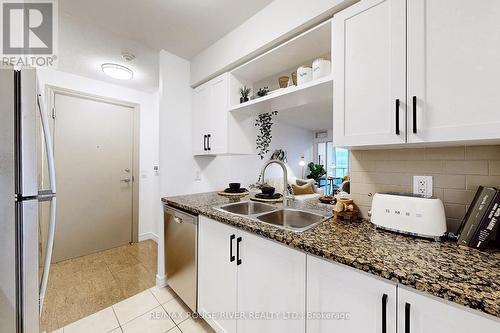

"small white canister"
[297,66,312,86]
[312,58,331,80]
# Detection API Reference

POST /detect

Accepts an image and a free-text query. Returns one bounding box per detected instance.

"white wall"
[190,0,356,86]
[36,68,160,241]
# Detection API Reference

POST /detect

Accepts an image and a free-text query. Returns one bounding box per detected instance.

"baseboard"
[139,232,159,243]
[156,274,167,288]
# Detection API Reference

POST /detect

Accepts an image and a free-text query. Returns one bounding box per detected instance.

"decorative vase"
[278,76,289,88]
[291,72,297,85]
[240,97,249,103]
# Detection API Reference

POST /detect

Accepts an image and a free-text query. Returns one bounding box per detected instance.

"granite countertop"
[162,192,500,318]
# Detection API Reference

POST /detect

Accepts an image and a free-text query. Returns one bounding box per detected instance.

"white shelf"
[229,75,333,115]
[230,20,331,83]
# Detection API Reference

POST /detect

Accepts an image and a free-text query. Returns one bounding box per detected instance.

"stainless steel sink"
[216,201,277,215]
[256,208,327,232]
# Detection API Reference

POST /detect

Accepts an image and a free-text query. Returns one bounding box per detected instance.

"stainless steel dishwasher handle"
[174,216,183,224]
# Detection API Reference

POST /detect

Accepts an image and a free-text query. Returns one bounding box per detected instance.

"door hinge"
[51,107,56,119]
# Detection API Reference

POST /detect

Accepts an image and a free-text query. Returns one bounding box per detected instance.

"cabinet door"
[198,217,237,333]
[207,73,229,154]
[398,287,500,333]
[307,255,397,333]
[192,83,210,155]
[407,0,500,143]
[333,0,406,147]
[236,230,306,333]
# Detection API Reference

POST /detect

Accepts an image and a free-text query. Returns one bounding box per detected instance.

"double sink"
[214,201,331,232]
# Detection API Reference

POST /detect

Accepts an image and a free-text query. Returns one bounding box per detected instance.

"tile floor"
[50,286,213,333]
[41,240,158,332]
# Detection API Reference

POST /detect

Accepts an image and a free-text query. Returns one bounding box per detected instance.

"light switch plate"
[413,176,433,197]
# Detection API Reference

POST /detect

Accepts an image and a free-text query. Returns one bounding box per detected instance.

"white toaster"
[370,192,447,240]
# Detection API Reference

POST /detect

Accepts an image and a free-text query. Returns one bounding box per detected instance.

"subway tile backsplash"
[350,146,500,233]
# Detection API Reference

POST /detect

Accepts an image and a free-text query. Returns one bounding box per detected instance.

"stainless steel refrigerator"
[0,68,57,333]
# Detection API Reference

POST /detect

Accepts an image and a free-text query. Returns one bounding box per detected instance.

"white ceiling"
[57,0,274,92]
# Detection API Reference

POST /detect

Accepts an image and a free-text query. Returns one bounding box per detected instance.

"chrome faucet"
[258,159,294,206]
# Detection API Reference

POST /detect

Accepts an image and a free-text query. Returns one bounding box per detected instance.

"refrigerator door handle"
[36,88,57,314]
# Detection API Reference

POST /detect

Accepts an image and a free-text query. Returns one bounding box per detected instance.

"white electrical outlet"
[195,169,201,181]
[413,176,433,197]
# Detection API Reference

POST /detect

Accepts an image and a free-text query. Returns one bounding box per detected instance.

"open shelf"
[230,20,332,83]
[229,75,333,116]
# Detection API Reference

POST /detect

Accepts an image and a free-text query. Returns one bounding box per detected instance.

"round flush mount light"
[101,63,134,80]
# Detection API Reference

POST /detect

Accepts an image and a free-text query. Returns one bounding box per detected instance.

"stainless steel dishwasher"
[164,205,198,312]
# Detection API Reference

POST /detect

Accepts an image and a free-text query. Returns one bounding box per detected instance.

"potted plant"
[239,86,251,103]
[306,162,327,182]
[256,87,269,98]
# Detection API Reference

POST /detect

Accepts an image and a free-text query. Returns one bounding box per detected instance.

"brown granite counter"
[162,192,500,318]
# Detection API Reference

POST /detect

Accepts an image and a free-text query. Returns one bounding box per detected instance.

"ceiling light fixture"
[101,63,134,80]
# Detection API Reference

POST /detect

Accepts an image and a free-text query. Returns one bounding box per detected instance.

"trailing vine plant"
[255,111,278,159]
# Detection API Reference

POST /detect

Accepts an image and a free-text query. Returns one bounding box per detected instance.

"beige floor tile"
[101,246,141,273]
[121,305,176,333]
[63,306,119,333]
[168,327,182,333]
[42,240,158,332]
[150,286,176,304]
[178,317,215,333]
[114,263,156,299]
[162,298,192,325]
[109,328,123,333]
[113,290,160,325]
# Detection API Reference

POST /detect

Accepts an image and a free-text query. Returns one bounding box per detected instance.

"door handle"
[382,294,388,333]
[395,99,400,135]
[120,178,131,183]
[412,96,417,134]
[236,237,242,265]
[405,302,411,333]
[173,216,183,224]
[207,134,211,151]
[229,234,235,262]
[203,135,207,151]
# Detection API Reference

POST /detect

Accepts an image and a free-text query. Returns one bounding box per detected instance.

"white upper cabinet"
[307,255,397,333]
[398,287,500,333]
[334,0,500,147]
[333,0,406,147]
[192,73,254,156]
[407,0,500,143]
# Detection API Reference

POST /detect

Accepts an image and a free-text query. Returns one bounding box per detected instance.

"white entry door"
[53,93,135,262]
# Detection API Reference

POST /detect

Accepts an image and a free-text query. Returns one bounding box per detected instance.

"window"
[315,141,349,194]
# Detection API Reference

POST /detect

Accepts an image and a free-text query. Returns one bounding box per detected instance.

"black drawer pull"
[207,134,211,151]
[203,135,207,151]
[412,96,417,134]
[236,237,242,265]
[395,99,400,135]
[405,302,411,333]
[382,294,388,333]
[229,234,235,262]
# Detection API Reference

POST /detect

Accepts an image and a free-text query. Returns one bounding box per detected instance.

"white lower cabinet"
[307,255,397,333]
[197,216,306,333]
[198,216,238,333]
[237,230,306,333]
[397,287,500,333]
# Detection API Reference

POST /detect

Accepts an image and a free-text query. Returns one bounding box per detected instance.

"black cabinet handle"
[382,294,388,333]
[229,234,235,262]
[412,96,417,134]
[203,135,207,151]
[395,99,400,135]
[405,302,411,333]
[236,237,242,265]
[207,134,211,151]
